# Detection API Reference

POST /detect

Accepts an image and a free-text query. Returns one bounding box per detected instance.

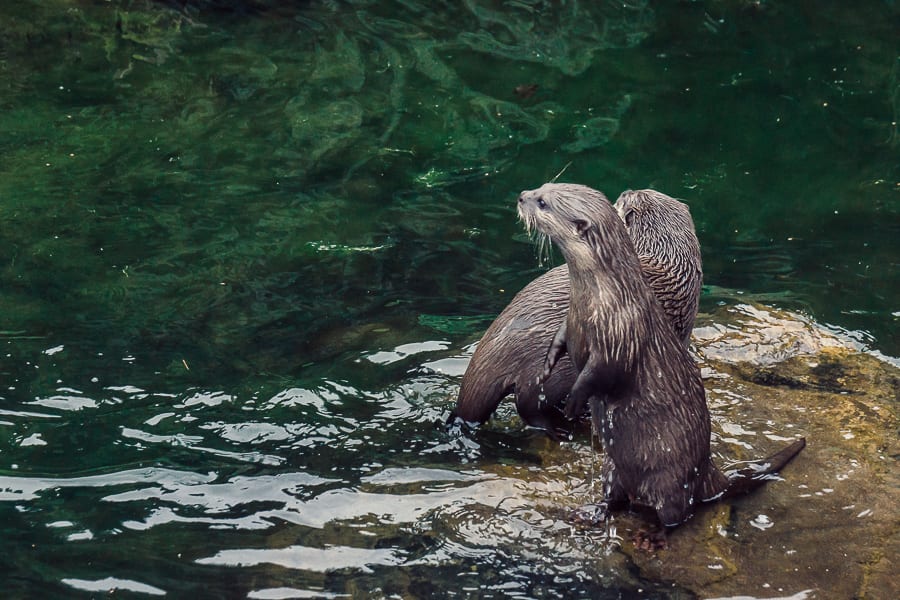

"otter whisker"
[519,205,555,267]
[551,160,573,183]
[536,232,553,267]
[522,224,552,268]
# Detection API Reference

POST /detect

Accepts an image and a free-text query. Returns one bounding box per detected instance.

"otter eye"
[537,198,547,209]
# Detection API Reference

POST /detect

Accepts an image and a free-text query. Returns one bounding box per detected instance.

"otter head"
[517,183,630,269]
[614,189,700,265]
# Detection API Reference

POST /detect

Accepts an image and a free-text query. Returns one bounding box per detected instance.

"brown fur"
[452,189,701,437]
[518,182,804,540]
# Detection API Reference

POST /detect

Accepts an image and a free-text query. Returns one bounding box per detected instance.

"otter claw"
[564,397,586,421]
[540,361,553,383]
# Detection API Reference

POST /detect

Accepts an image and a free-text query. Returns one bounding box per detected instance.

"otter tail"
[716,438,807,500]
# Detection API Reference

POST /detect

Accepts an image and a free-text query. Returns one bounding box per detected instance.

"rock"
[512,302,898,599]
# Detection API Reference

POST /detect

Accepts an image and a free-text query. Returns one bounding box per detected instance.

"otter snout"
[517,189,544,208]
[517,190,531,208]
[517,189,547,224]
[518,187,562,239]
[517,196,530,231]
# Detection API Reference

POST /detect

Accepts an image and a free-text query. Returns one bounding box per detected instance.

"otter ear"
[622,208,635,227]
[573,219,590,236]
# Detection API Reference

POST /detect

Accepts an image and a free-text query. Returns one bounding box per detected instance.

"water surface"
[1,1,897,597]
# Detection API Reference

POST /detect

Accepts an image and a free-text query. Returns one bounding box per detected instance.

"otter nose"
[517,192,525,204]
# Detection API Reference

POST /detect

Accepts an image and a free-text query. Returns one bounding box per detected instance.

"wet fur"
[617,189,702,342]
[517,182,805,535]
[454,264,577,435]
[452,189,701,437]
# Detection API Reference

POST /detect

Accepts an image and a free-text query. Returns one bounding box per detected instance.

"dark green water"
[1,1,897,597]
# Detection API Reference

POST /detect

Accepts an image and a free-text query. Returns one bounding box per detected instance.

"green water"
[1,1,897,597]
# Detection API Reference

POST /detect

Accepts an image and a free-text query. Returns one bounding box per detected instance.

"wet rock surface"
[503,303,898,599]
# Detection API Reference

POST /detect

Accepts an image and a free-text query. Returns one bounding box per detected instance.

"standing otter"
[518,182,805,548]
[451,189,702,437]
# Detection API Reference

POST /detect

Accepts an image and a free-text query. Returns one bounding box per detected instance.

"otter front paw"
[540,360,553,383]
[564,393,588,420]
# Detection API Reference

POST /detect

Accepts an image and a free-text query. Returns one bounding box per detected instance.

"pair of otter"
[453,183,805,548]
[453,188,701,438]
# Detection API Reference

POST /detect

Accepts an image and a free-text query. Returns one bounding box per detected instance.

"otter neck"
[562,225,652,371]
[561,226,645,298]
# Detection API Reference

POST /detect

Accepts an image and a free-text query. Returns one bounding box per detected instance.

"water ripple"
[0,468,214,502]
[62,577,166,596]
[197,544,405,572]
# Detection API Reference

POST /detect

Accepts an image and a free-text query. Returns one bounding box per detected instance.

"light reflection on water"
[1,0,897,597]
[63,577,167,596]
[2,295,895,597]
[0,337,665,597]
[0,468,216,502]
[197,544,406,571]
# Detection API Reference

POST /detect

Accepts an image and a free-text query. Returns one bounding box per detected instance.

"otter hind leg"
[629,499,683,552]
[630,483,697,551]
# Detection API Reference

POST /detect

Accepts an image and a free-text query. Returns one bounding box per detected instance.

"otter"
[452,189,702,437]
[453,264,577,436]
[616,189,702,341]
[518,182,805,548]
